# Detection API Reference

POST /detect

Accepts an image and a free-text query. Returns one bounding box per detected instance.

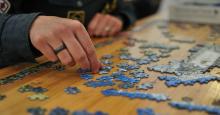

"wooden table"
[1,14,220,115]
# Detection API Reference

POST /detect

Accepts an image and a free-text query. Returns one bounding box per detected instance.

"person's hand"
[88,13,123,37]
[30,16,101,72]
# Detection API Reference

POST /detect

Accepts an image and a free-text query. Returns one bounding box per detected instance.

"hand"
[30,16,101,72]
[88,13,123,37]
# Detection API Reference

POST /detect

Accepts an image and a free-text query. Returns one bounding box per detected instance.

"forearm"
[0,13,41,68]
[112,0,136,29]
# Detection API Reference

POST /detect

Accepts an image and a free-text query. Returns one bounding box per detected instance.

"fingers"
[59,29,91,69]
[88,13,102,36]
[94,15,111,36]
[46,32,75,66]
[88,14,123,37]
[71,21,101,72]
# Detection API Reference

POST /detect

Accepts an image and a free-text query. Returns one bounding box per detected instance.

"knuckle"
[105,15,111,19]
[33,36,45,46]
[47,53,57,62]
[49,56,58,62]
[76,54,86,62]
[72,20,83,29]
[53,25,68,35]
[87,48,96,57]
[88,25,94,31]
[62,58,71,65]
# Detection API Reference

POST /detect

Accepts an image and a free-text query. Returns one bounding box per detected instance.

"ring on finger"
[54,43,66,54]
[104,26,111,32]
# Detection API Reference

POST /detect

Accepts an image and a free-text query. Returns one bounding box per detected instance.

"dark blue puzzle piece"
[27,107,46,115]
[72,110,108,115]
[49,107,69,115]
[32,87,48,93]
[137,108,155,115]
[64,87,80,95]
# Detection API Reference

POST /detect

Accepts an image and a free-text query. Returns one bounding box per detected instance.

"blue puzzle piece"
[80,74,93,80]
[136,60,150,65]
[133,73,149,79]
[118,83,134,89]
[137,108,155,115]
[84,80,115,88]
[32,87,48,93]
[111,72,124,78]
[72,110,108,115]
[27,107,46,115]
[64,87,80,95]
[169,101,220,115]
[158,75,218,87]
[101,59,113,65]
[102,89,169,102]
[49,107,69,115]
[96,76,113,81]
[115,75,140,84]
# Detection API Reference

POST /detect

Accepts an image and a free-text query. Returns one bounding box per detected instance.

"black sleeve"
[0,13,41,68]
[112,0,136,29]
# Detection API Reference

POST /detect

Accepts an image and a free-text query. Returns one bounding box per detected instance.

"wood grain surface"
[0,14,220,115]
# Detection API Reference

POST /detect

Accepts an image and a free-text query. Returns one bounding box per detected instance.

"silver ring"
[54,43,66,54]
[104,27,111,32]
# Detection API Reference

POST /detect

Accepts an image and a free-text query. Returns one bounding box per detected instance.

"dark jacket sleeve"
[112,0,136,29]
[0,13,41,68]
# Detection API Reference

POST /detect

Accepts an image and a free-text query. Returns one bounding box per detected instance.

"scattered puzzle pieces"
[102,89,169,102]
[0,61,55,85]
[18,85,48,93]
[169,101,220,115]
[158,74,218,87]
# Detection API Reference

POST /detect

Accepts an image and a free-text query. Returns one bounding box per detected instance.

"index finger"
[71,21,101,72]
